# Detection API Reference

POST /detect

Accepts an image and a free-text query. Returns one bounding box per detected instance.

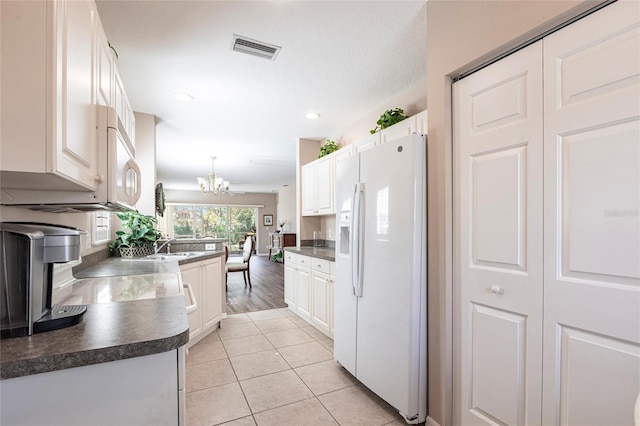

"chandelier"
[197,156,230,195]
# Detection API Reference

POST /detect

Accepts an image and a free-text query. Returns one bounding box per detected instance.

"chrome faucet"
[155,238,176,254]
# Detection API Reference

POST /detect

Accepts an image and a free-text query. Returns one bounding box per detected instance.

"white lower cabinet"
[181,263,203,342]
[202,258,223,330]
[284,261,296,309]
[181,257,224,348]
[311,270,331,333]
[284,251,334,338]
[284,261,297,309]
[295,267,312,321]
[0,348,185,426]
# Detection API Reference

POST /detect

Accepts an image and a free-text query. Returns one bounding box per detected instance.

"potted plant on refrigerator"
[318,139,339,158]
[370,107,407,134]
[109,210,162,258]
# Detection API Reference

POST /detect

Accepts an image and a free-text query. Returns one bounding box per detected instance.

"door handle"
[490,285,504,295]
[184,283,197,314]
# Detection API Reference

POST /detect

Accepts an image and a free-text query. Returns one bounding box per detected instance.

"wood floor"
[225,255,287,314]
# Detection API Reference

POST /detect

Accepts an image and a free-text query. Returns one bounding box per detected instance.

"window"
[164,205,257,251]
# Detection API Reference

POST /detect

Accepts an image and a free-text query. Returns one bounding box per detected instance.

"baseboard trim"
[426,416,441,426]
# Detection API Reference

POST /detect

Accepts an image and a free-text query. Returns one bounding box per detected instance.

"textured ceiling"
[96,1,427,193]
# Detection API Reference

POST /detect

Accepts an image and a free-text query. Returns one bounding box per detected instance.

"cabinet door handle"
[184,283,197,314]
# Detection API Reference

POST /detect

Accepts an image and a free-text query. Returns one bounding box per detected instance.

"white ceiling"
[96,1,427,194]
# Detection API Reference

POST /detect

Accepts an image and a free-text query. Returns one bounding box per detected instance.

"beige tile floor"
[186,308,405,426]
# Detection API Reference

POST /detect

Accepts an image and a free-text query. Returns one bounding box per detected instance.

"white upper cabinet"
[299,110,426,219]
[379,114,416,145]
[301,162,316,216]
[97,17,135,146]
[0,0,137,193]
[316,155,333,214]
[114,66,136,150]
[301,154,334,216]
[1,0,99,191]
[333,145,353,163]
[95,17,114,108]
[353,109,428,153]
[414,110,428,134]
[353,132,380,153]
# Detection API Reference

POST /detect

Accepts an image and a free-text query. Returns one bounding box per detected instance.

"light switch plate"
[205,243,216,251]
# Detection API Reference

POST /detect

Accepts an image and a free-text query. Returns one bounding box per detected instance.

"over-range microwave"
[0,106,141,212]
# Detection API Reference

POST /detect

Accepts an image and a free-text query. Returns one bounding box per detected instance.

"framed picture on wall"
[263,214,273,226]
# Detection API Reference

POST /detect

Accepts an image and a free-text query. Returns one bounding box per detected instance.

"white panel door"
[454,42,543,425]
[542,3,640,425]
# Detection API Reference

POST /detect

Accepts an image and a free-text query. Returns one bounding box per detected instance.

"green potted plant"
[109,210,162,258]
[271,251,283,262]
[318,139,339,158]
[370,108,407,134]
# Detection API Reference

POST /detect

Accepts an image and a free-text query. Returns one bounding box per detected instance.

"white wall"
[163,189,277,255]
[277,185,296,233]
[425,1,599,424]
[134,111,157,217]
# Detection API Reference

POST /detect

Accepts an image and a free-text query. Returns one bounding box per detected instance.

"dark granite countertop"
[284,246,335,262]
[0,296,189,380]
[0,251,226,380]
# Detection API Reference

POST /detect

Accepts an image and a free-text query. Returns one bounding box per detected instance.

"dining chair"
[226,236,254,288]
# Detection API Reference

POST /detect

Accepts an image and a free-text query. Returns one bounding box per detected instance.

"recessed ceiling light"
[173,92,194,102]
[305,112,320,120]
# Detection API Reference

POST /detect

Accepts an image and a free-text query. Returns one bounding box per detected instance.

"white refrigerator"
[334,133,427,424]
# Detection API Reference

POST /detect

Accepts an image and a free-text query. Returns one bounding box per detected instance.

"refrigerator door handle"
[350,183,359,295]
[353,182,364,297]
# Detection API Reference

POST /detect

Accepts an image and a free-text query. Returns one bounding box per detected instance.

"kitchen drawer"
[296,254,310,268]
[311,257,331,274]
[284,251,299,265]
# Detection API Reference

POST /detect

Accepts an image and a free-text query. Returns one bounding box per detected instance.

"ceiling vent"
[231,35,281,61]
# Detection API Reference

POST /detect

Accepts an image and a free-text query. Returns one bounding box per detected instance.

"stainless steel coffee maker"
[1,222,87,338]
